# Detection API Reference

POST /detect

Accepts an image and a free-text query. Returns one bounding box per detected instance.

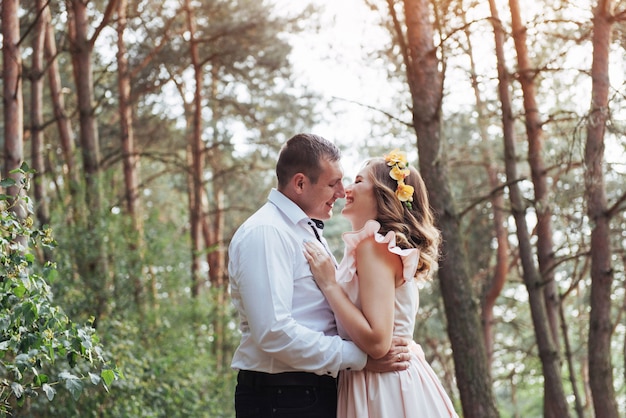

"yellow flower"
[384,149,409,168]
[389,164,409,181]
[384,148,414,209]
[396,182,414,203]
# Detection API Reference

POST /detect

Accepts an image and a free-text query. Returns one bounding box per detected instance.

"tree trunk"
[507,0,560,353]
[31,0,51,232]
[117,0,145,311]
[488,1,570,416]
[202,184,227,370]
[44,4,80,196]
[398,1,499,416]
[480,166,509,367]
[67,0,118,324]
[463,23,510,369]
[2,0,26,223]
[585,1,618,416]
[68,0,102,209]
[487,1,570,415]
[184,0,205,297]
[202,64,229,370]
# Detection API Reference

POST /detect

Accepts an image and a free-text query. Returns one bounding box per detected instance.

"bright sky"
[275,0,625,177]
[271,0,410,177]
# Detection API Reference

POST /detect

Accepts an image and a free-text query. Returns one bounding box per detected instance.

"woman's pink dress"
[335,220,458,418]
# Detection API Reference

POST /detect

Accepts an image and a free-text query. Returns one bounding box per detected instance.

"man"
[229,133,409,417]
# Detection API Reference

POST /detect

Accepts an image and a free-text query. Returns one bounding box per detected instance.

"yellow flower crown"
[384,149,414,210]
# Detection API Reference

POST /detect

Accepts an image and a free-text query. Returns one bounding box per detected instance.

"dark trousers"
[235,370,338,418]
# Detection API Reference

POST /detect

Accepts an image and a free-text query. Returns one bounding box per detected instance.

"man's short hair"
[276,133,341,188]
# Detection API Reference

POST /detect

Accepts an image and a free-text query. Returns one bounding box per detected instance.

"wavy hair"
[365,158,441,279]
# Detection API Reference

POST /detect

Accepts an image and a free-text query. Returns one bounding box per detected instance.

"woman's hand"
[303,240,337,290]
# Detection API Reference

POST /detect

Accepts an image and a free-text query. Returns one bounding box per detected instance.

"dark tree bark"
[585,1,619,417]
[395,1,500,416]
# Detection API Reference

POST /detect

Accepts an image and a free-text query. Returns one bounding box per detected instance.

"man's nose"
[335,182,346,198]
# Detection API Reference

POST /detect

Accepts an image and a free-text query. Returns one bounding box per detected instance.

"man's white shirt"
[229,189,367,377]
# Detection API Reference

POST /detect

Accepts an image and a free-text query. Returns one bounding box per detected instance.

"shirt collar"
[268,189,310,227]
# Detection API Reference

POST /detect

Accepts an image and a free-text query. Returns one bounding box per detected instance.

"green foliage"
[39,177,239,416]
[49,294,238,418]
[0,169,119,417]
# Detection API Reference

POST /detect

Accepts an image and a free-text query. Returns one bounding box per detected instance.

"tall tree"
[585,0,619,416]
[461,14,509,370]
[117,0,145,310]
[67,0,119,323]
[2,0,26,223]
[394,0,499,416]
[507,0,560,351]
[44,4,80,196]
[31,0,51,231]
[204,65,228,369]
[488,1,570,416]
[183,0,205,297]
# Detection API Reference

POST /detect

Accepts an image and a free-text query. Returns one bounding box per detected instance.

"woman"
[304,150,458,418]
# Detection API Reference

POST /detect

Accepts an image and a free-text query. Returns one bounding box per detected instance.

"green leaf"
[13,284,27,298]
[44,267,59,282]
[101,369,116,387]
[19,301,38,325]
[0,178,16,188]
[34,372,49,386]
[61,372,83,400]
[42,383,56,401]
[20,161,33,173]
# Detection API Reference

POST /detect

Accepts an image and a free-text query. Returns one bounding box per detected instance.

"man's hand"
[365,336,411,372]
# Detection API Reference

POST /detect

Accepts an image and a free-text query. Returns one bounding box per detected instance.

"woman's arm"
[304,238,401,359]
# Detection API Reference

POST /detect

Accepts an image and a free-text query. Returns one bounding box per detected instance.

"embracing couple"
[228,133,458,418]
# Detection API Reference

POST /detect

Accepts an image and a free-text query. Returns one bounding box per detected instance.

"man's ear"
[292,173,306,195]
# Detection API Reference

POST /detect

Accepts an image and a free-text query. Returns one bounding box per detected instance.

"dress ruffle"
[339,220,420,285]
[335,220,458,417]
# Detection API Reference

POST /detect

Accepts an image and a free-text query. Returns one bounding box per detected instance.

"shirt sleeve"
[230,224,367,375]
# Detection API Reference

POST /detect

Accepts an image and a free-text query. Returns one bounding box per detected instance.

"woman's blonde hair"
[365,158,441,279]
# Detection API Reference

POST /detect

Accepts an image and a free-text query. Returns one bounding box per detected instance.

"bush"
[0,167,119,417]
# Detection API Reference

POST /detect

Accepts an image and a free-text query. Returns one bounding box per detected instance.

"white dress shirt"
[229,189,367,377]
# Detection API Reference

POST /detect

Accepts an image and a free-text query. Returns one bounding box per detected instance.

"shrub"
[0,166,119,416]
